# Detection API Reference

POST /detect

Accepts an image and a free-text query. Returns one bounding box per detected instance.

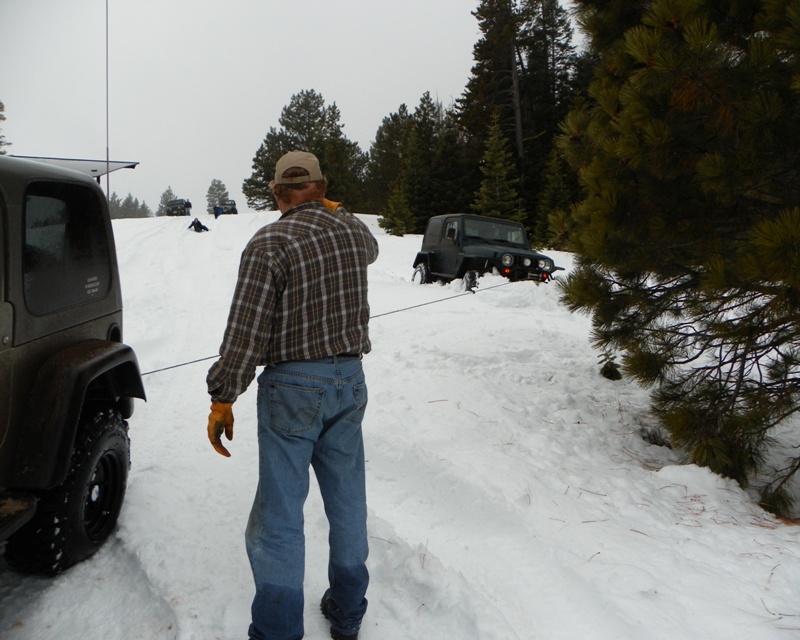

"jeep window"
[23,181,111,315]
[422,218,443,247]
[444,220,458,241]
[463,218,527,247]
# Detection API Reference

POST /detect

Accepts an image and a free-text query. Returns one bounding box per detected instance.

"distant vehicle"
[412,214,563,289]
[219,199,238,215]
[0,155,146,574]
[165,198,189,216]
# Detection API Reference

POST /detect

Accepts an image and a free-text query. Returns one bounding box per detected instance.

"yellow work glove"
[208,401,234,457]
[323,198,343,212]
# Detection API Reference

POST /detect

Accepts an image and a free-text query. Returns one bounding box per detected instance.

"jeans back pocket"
[268,381,325,433]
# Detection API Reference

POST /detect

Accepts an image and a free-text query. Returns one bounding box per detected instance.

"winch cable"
[140,280,516,377]
[369,280,512,319]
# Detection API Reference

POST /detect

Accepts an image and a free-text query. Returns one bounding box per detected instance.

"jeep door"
[0,302,11,484]
[438,217,463,278]
[0,190,9,466]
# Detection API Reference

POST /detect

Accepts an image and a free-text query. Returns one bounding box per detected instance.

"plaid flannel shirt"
[207,201,379,403]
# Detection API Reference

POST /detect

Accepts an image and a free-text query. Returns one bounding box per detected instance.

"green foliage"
[471,113,523,220]
[368,92,478,232]
[156,186,177,216]
[562,0,800,515]
[534,144,581,247]
[242,90,367,211]
[206,179,229,214]
[655,392,767,488]
[758,486,794,520]
[747,207,800,291]
[378,178,414,236]
[243,6,591,228]
[517,0,579,224]
[368,0,588,229]
[430,116,483,215]
[364,105,411,213]
[458,0,582,233]
[458,0,519,141]
[108,192,152,219]
[402,104,436,229]
[759,456,800,519]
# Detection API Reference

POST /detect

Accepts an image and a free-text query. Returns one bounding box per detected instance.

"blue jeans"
[246,356,369,640]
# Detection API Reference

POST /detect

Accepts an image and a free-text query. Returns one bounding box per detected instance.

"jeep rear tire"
[413,262,431,284]
[5,408,130,575]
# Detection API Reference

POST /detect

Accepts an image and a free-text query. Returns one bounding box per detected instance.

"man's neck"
[279,199,324,218]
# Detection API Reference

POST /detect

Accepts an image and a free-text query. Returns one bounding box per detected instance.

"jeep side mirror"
[446,227,457,240]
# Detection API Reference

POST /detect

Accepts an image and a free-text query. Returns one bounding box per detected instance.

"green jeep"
[165,198,188,216]
[412,214,563,289]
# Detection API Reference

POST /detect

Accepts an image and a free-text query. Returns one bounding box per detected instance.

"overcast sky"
[1,0,482,212]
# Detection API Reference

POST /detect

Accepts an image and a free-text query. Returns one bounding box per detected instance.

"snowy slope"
[1,211,799,640]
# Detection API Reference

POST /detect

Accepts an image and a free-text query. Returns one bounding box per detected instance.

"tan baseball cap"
[272,150,324,185]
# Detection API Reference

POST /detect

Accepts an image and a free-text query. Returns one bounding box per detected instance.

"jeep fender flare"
[412,252,432,269]
[457,257,490,279]
[13,339,146,490]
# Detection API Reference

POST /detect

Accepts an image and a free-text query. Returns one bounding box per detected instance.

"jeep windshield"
[462,218,528,248]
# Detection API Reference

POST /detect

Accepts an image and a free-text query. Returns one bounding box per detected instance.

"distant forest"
[242,0,590,246]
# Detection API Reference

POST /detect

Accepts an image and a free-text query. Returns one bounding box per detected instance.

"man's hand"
[208,401,234,457]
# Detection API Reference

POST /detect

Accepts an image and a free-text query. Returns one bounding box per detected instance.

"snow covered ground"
[1,210,800,640]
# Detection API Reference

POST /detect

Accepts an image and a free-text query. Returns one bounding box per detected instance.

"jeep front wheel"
[463,270,479,291]
[5,408,130,575]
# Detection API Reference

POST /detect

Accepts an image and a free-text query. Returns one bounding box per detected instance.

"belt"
[270,353,362,366]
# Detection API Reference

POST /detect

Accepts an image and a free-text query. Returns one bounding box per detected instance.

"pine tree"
[0,99,10,155]
[108,192,123,217]
[534,144,580,247]
[156,186,177,216]
[430,113,483,216]
[458,0,520,147]
[368,93,474,231]
[516,0,576,226]
[242,90,366,211]
[560,0,800,515]
[365,105,412,213]
[109,192,152,218]
[457,1,578,230]
[402,99,437,233]
[472,113,523,220]
[206,179,229,214]
[378,177,415,236]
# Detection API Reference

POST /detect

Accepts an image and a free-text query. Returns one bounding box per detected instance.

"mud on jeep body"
[0,156,145,574]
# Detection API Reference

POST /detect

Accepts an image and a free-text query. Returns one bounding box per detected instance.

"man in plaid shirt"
[206,151,378,640]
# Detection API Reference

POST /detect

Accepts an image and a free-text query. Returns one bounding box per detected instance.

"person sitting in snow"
[188,217,209,233]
